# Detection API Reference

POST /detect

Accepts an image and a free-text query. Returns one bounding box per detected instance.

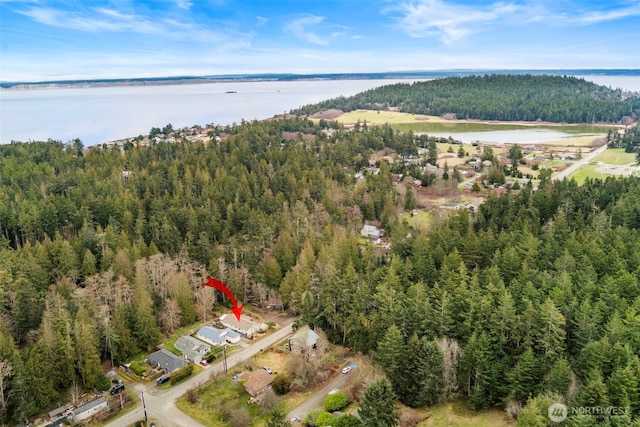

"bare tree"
[437,337,461,400]
[259,387,278,411]
[0,361,13,423]
[69,381,81,405]
[159,299,182,334]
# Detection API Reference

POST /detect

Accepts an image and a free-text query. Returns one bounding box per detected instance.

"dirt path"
[287,363,357,423]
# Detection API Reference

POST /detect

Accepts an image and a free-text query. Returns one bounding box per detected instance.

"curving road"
[106,324,294,427]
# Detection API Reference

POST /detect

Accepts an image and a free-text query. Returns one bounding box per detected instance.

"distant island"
[2,69,639,90]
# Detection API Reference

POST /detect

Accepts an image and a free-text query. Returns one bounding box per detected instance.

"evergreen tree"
[359,378,399,427]
[131,271,160,351]
[508,347,540,403]
[546,357,573,397]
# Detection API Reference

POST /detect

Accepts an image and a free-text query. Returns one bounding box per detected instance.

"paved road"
[106,324,294,427]
[552,143,608,181]
[286,364,357,424]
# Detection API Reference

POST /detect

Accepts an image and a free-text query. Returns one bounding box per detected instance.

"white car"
[290,416,300,422]
[263,366,273,374]
[341,366,352,374]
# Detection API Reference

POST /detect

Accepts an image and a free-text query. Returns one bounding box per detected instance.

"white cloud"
[285,14,329,45]
[572,3,640,24]
[256,16,268,26]
[386,0,520,43]
[174,0,192,10]
[14,5,249,45]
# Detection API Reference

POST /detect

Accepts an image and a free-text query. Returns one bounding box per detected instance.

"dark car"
[157,375,170,386]
[110,383,125,395]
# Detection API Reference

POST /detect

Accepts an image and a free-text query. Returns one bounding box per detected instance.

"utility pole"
[141,390,148,425]
[223,344,228,373]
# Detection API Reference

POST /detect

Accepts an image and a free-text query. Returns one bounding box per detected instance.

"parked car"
[156,375,170,386]
[263,366,273,374]
[199,360,208,367]
[341,366,352,374]
[111,378,123,385]
[110,383,125,395]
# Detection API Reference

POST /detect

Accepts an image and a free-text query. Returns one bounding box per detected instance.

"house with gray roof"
[147,348,188,373]
[175,335,211,364]
[360,224,382,239]
[69,396,107,422]
[196,325,241,346]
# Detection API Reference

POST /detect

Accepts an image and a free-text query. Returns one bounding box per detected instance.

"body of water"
[0,79,412,145]
[1,75,638,146]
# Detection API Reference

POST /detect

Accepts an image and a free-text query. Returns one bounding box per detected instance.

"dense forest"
[1,117,640,426]
[293,74,640,124]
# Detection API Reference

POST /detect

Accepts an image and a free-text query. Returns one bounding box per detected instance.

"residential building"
[147,348,188,373]
[243,369,274,397]
[196,325,241,346]
[174,336,211,364]
[360,224,382,239]
[69,396,107,422]
[219,314,267,339]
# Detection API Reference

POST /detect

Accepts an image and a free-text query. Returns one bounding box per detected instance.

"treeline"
[293,74,640,124]
[0,117,639,425]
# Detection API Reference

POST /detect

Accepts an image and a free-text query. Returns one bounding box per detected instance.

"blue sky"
[1,0,639,81]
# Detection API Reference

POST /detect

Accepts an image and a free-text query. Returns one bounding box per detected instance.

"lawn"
[176,375,270,427]
[334,110,449,125]
[419,400,514,427]
[407,210,431,231]
[594,148,637,165]
[568,164,608,185]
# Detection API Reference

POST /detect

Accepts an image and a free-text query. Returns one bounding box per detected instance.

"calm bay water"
[1,75,638,146]
[0,79,411,145]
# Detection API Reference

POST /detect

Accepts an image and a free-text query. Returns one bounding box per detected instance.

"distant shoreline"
[2,69,639,91]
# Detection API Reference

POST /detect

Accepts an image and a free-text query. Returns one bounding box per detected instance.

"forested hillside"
[1,118,639,425]
[294,74,640,123]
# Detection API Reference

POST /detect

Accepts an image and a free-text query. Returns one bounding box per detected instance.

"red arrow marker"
[202,277,244,321]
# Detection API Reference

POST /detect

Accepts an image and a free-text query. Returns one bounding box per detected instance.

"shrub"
[130,362,146,376]
[324,391,348,412]
[334,414,362,427]
[186,387,198,404]
[315,412,335,427]
[272,373,291,395]
[304,409,332,426]
[170,364,194,385]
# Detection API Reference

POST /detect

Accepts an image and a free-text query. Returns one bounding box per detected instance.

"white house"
[70,396,107,422]
[219,314,267,339]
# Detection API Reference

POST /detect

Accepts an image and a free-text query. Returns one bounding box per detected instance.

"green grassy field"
[335,110,451,125]
[407,210,431,231]
[569,164,609,185]
[419,400,514,427]
[594,148,637,165]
